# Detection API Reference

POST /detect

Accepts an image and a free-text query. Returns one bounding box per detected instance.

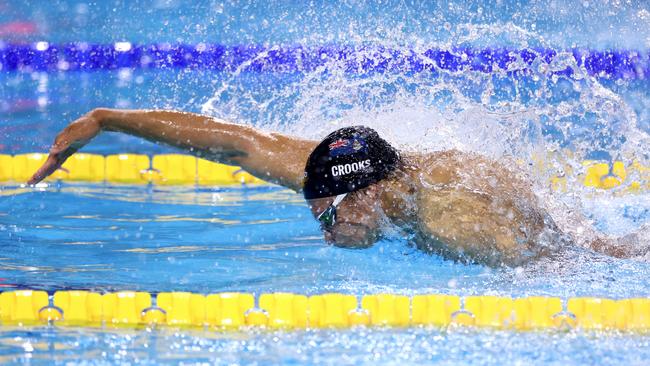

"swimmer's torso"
[382,150,561,266]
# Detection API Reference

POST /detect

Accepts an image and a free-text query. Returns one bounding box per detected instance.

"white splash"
[201,22,650,243]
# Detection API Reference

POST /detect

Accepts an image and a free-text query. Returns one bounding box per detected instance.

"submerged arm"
[29,108,316,190]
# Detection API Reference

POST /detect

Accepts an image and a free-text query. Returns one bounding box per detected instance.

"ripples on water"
[0,180,647,364]
[1,326,650,365]
[1,184,648,297]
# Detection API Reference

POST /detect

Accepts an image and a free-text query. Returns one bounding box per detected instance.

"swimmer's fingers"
[28,143,84,185]
[27,153,66,185]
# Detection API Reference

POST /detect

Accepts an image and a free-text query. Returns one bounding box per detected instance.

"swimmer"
[28,108,647,266]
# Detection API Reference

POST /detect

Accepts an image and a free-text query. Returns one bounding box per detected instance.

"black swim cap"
[303,126,400,199]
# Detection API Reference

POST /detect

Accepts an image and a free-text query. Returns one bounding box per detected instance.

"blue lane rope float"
[0,43,647,79]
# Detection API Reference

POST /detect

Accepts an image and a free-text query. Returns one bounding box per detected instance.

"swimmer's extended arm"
[28,108,317,190]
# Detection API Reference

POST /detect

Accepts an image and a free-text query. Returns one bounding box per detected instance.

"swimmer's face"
[307,185,382,248]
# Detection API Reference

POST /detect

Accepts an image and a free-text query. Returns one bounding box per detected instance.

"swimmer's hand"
[28,113,101,185]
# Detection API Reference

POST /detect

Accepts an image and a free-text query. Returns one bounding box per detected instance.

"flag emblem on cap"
[328,139,349,151]
[352,139,363,151]
[328,138,367,157]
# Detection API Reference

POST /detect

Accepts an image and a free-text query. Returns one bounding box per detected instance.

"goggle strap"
[316,193,347,222]
[331,193,347,207]
[316,206,331,221]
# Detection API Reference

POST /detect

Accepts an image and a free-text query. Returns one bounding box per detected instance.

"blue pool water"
[1,184,650,365]
[2,0,650,365]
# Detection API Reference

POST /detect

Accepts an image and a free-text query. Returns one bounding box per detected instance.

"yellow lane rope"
[0,153,648,191]
[0,153,265,186]
[0,290,649,331]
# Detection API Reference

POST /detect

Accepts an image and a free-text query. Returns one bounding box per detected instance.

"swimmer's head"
[303,126,400,247]
[302,126,400,200]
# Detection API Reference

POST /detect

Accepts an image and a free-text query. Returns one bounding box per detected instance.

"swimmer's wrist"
[88,108,113,130]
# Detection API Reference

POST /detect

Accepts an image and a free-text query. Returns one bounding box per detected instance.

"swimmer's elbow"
[589,237,640,259]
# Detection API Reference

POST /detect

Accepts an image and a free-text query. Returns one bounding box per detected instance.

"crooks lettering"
[331,159,372,177]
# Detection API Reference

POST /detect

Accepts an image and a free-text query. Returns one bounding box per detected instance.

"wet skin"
[307,188,384,248]
[29,108,641,267]
[308,153,557,266]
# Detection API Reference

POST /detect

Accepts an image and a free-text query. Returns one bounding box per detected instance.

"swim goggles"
[316,193,348,228]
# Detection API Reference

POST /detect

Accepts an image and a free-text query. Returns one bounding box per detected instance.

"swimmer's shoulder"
[403,149,521,190]
[405,149,474,166]
[400,150,465,186]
